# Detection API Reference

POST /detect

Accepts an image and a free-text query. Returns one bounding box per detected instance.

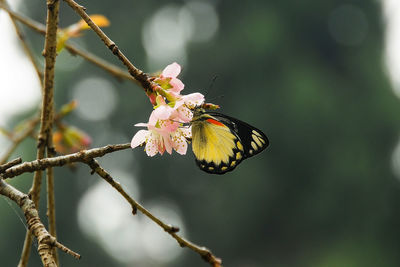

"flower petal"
[131,130,148,148]
[174,137,188,155]
[180,126,192,139]
[169,78,185,93]
[134,122,148,127]
[78,14,110,30]
[145,139,159,156]
[182,93,205,106]
[162,62,181,78]
[161,133,173,154]
[145,131,164,156]
[173,105,193,123]
[152,104,173,120]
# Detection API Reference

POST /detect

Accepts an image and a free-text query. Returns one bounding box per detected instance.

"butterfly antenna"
[207,94,224,102]
[204,75,219,99]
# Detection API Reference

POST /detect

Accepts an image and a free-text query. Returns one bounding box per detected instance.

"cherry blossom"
[131,63,207,156]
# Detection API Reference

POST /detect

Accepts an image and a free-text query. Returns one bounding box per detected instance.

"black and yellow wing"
[207,112,269,158]
[191,109,269,174]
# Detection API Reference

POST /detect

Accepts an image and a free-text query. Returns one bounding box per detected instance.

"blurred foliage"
[2,0,400,266]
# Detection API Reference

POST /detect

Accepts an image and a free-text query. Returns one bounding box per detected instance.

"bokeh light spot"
[142,2,219,70]
[180,1,219,43]
[72,77,117,121]
[0,8,40,125]
[142,5,190,70]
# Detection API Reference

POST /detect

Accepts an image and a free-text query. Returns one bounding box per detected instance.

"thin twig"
[40,0,59,145]
[0,158,22,172]
[46,139,59,265]
[63,0,155,94]
[3,143,131,179]
[32,0,60,200]
[86,159,222,267]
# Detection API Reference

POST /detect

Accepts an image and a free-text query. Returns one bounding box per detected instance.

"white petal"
[182,93,204,106]
[162,62,181,78]
[134,122,148,127]
[180,127,192,139]
[145,138,159,157]
[164,135,173,154]
[152,105,173,120]
[131,130,149,148]
[175,139,188,155]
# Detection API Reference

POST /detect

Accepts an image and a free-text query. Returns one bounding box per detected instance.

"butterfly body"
[191,107,269,174]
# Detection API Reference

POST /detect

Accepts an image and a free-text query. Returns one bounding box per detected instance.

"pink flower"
[131,101,186,156]
[131,92,204,156]
[131,62,208,157]
[172,93,205,123]
[154,62,185,96]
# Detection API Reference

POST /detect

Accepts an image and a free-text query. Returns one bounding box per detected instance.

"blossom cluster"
[131,63,204,156]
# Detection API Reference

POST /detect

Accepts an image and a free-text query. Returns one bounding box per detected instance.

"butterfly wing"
[191,114,246,174]
[191,111,268,174]
[207,112,269,158]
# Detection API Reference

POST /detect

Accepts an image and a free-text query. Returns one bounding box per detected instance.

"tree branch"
[46,141,59,265]
[86,159,222,267]
[0,157,22,172]
[0,178,81,266]
[19,1,60,265]
[2,143,131,179]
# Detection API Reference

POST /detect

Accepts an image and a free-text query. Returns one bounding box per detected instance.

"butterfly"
[190,106,269,174]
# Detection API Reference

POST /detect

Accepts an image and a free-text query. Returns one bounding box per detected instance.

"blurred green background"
[2,0,400,266]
